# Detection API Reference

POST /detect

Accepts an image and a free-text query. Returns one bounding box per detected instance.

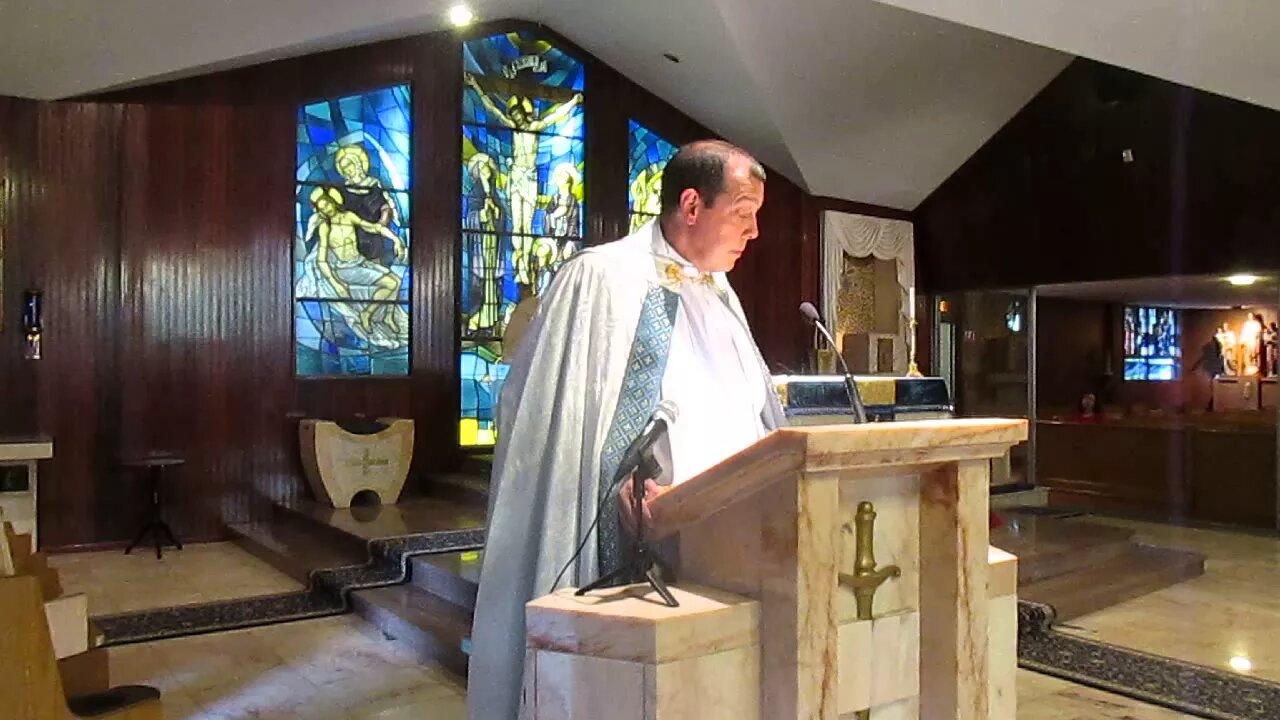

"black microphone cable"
[548,402,677,594]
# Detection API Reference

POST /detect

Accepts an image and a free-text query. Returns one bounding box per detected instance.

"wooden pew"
[1,516,111,697]
[0,575,163,719]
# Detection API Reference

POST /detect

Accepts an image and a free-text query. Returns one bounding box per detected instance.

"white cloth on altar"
[467,220,785,720]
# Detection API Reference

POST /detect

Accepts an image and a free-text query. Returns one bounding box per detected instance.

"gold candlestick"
[906,316,923,377]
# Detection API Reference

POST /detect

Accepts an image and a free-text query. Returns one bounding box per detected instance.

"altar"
[0,436,52,548]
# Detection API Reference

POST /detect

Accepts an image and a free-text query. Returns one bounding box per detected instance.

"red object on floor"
[989,510,1005,529]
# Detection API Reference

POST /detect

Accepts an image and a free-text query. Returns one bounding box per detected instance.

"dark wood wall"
[1,21,905,550]
[916,59,1280,292]
[0,97,38,437]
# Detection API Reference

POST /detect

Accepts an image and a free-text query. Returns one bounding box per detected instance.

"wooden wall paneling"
[407,32,464,477]
[917,58,1280,293]
[34,102,124,549]
[0,97,39,436]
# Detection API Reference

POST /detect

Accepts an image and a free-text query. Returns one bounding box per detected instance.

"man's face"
[678,156,765,272]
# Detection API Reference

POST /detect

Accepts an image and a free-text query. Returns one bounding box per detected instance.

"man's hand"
[618,475,667,534]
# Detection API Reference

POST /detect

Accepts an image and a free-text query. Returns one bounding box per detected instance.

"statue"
[1241,313,1263,376]
[1215,323,1238,376]
[1265,321,1279,378]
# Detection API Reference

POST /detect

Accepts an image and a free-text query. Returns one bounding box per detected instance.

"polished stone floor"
[1058,516,1280,684]
[1018,670,1198,719]
[109,614,466,720]
[52,539,1208,718]
[49,541,303,615]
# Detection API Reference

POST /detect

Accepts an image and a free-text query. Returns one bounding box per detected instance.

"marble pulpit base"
[524,584,760,720]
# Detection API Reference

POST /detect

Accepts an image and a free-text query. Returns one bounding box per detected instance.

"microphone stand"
[810,317,869,424]
[575,449,679,607]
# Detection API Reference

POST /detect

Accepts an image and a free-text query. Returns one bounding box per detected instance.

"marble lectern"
[633,418,1027,719]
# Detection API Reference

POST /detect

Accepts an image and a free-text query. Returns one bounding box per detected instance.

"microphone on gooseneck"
[612,399,679,486]
[798,302,868,424]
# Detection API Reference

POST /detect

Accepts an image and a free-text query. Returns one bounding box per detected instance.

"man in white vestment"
[467,140,786,720]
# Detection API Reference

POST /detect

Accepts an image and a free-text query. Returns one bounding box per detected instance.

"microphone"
[798,302,868,423]
[612,399,679,485]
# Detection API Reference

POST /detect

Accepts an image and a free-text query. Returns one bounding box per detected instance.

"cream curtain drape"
[821,211,915,372]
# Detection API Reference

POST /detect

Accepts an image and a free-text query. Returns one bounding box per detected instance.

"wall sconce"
[22,289,42,360]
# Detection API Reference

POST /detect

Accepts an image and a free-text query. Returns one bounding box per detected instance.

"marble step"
[410,550,482,610]
[1019,544,1206,621]
[424,472,490,507]
[351,584,472,677]
[228,516,367,585]
[992,514,1138,584]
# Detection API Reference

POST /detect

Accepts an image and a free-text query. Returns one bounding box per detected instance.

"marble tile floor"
[46,533,1215,717]
[106,613,1189,720]
[49,541,304,616]
[1057,515,1280,684]
[1018,670,1200,719]
[109,614,467,720]
[71,610,1202,714]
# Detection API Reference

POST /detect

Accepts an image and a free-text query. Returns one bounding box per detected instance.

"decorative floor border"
[1018,600,1280,720]
[93,528,485,646]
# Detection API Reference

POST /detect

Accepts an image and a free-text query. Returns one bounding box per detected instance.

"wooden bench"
[1,513,158,717]
[0,574,163,719]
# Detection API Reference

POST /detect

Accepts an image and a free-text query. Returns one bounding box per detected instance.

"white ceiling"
[873,0,1280,112]
[19,1,1280,209]
[0,0,1075,209]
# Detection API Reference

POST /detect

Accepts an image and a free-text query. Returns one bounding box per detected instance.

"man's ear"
[678,188,701,225]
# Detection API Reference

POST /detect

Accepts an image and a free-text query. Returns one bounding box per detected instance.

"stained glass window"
[294,85,412,376]
[627,120,678,233]
[459,32,586,447]
[1124,306,1181,381]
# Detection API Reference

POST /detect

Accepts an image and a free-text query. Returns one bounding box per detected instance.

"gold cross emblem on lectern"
[838,501,901,622]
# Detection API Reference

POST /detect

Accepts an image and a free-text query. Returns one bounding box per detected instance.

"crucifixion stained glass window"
[627,120,678,233]
[460,32,585,447]
[294,85,412,376]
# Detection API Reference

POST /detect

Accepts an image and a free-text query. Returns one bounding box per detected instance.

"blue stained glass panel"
[294,186,410,301]
[462,32,584,91]
[294,301,410,376]
[460,33,585,446]
[628,120,678,217]
[462,88,584,138]
[297,84,411,191]
[462,125,583,239]
[295,85,411,378]
[459,341,510,446]
[1122,306,1181,381]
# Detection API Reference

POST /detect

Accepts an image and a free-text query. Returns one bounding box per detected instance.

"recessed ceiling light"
[448,4,475,27]
[1229,655,1253,673]
[1227,274,1260,286]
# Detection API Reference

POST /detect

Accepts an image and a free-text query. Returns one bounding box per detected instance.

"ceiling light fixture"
[1229,655,1253,673]
[448,4,475,27]
[1228,274,1260,286]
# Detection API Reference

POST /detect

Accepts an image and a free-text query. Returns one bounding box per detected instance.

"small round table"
[121,453,185,559]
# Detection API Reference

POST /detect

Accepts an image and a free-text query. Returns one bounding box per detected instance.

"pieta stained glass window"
[628,120,678,232]
[294,85,412,376]
[460,32,585,446]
